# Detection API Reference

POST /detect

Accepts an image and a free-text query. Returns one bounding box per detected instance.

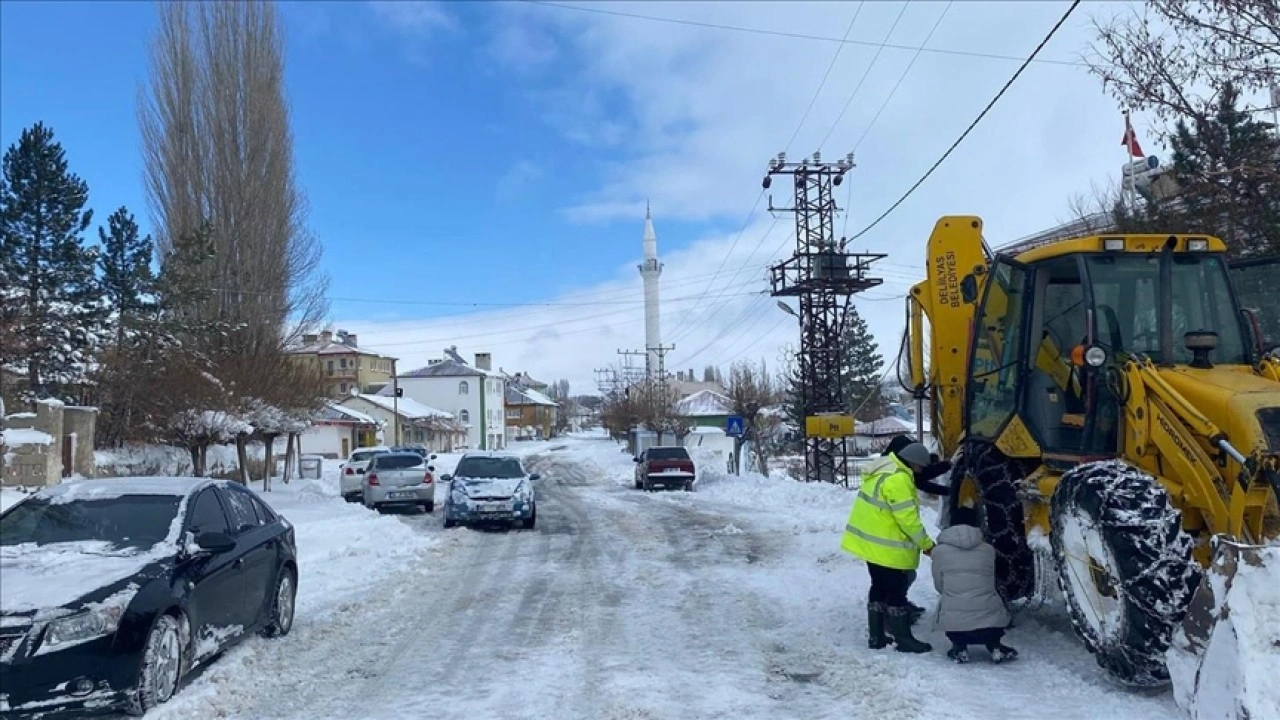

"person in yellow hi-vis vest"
[842,441,936,653]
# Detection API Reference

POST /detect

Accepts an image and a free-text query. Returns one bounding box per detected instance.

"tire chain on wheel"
[948,441,1037,601]
[1049,459,1201,687]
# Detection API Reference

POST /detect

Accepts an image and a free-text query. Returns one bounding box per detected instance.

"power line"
[847,0,1084,242]
[785,3,865,152]
[667,220,784,346]
[525,1,1087,68]
[817,1,910,151]
[850,2,953,154]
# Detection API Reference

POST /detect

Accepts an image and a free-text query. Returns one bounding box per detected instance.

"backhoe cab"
[905,217,1280,700]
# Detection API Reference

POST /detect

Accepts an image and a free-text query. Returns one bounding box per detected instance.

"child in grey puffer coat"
[929,507,1019,663]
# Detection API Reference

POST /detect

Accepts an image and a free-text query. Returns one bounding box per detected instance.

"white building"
[341,394,468,453]
[380,347,507,450]
[296,402,380,458]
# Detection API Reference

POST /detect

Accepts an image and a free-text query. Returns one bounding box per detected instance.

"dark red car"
[633,446,696,492]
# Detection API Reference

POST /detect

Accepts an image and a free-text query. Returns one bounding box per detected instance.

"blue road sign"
[725,415,745,437]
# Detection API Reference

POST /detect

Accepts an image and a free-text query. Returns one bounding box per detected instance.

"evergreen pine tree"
[840,306,886,421]
[0,123,104,402]
[98,207,157,346]
[1167,83,1280,259]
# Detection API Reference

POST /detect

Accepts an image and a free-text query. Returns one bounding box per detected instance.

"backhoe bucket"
[1166,537,1280,719]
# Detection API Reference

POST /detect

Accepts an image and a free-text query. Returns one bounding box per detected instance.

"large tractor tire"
[1049,460,1201,688]
[948,441,1038,601]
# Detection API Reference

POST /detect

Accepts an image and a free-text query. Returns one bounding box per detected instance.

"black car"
[0,477,298,718]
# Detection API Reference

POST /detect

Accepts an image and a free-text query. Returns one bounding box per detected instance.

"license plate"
[482,502,508,511]
[388,491,415,500]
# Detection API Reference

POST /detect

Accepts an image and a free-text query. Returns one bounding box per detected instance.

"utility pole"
[391,358,401,446]
[764,151,885,485]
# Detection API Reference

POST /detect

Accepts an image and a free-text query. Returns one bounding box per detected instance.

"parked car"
[0,477,297,718]
[339,446,391,502]
[390,444,430,458]
[634,446,696,491]
[442,453,539,529]
[362,451,438,513]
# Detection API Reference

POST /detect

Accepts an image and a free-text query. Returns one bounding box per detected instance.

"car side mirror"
[529,473,541,482]
[430,454,438,460]
[196,531,236,554]
[357,467,365,474]
[441,474,453,483]
[428,465,436,472]
[633,457,642,463]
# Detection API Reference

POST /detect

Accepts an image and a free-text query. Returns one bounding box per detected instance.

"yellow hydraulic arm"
[1120,356,1278,541]
[906,216,990,459]
[1256,354,1280,382]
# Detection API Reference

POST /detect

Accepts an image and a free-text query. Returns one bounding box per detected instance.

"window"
[340,383,348,393]
[459,409,470,423]
[340,358,347,369]
[507,409,521,419]
[326,360,334,375]
[646,447,690,460]
[221,486,264,534]
[188,489,232,535]
[968,260,1030,439]
[458,381,469,395]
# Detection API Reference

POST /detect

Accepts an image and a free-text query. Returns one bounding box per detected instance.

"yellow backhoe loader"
[903,217,1279,707]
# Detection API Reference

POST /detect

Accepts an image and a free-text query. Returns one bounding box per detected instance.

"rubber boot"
[867,602,890,650]
[946,645,970,664]
[907,601,926,624]
[887,606,933,653]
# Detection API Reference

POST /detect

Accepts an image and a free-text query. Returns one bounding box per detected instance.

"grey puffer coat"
[929,524,1012,633]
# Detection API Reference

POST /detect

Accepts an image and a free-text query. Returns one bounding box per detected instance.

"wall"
[396,377,484,449]
[63,406,97,478]
[483,377,506,449]
[298,423,354,458]
[2,400,63,487]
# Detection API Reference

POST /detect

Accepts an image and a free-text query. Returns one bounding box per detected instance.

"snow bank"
[1,427,55,446]
[95,443,262,478]
[1169,544,1280,720]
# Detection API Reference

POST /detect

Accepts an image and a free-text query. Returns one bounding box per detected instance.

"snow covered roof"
[315,402,379,425]
[287,337,391,359]
[675,390,732,417]
[855,415,930,436]
[349,394,453,420]
[399,358,498,379]
[506,385,558,407]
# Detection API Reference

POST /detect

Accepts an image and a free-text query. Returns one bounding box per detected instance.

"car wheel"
[634,477,642,490]
[260,568,297,638]
[444,515,457,528]
[423,501,435,514]
[522,504,537,530]
[684,481,694,492]
[126,614,184,715]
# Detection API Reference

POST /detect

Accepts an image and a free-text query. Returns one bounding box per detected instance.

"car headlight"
[37,606,125,655]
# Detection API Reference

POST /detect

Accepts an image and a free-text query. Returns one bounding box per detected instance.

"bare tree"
[140,0,327,359]
[1088,1,1279,138]
[727,360,781,476]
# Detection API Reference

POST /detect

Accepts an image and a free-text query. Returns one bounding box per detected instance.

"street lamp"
[777,300,798,318]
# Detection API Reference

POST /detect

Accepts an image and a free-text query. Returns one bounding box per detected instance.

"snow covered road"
[105,436,1188,719]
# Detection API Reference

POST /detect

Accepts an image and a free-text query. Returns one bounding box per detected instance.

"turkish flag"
[1122,116,1144,158]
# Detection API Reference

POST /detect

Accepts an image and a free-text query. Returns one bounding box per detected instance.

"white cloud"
[495,159,545,202]
[343,1,1160,397]
[368,1,456,35]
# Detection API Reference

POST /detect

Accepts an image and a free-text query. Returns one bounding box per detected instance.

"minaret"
[639,201,662,377]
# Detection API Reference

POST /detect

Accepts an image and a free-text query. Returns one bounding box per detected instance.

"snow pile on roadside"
[95,443,260,478]
[1169,544,1280,720]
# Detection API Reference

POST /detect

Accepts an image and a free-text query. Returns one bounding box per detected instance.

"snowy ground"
[3,437,1189,719]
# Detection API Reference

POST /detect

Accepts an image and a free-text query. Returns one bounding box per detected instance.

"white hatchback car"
[339,446,391,502]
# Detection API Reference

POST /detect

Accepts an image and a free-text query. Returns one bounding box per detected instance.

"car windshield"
[455,457,524,479]
[0,495,182,550]
[375,454,425,470]
[1085,253,1248,364]
[647,447,689,460]
[351,450,383,463]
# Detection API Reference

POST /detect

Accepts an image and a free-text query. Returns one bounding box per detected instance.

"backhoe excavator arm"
[1256,354,1280,382]
[905,216,990,459]
[1120,356,1279,541]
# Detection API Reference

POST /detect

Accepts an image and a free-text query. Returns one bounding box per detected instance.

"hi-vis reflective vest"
[841,454,935,570]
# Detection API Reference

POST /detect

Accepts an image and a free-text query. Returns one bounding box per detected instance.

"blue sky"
[0,1,1181,391]
[0,1,709,316]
